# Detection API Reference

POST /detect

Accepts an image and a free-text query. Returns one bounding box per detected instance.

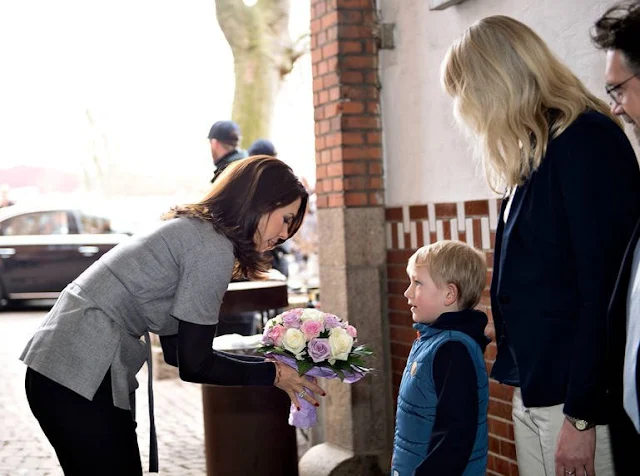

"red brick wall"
[310,0,383,209]
[386,200,519,476]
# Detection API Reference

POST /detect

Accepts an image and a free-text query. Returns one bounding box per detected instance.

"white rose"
[265,316,283,329]
[282,328,306,356]
[300,308,325,323]
[328,327,354,364]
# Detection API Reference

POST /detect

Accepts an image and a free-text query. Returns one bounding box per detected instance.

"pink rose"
[346,325,357,338]
[267,325,286,347]
[300,320,324,341]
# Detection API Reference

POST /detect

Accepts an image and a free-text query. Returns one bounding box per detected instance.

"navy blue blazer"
[490,110,640,423]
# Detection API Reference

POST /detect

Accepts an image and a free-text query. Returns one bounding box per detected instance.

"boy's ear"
[444,283,459,306]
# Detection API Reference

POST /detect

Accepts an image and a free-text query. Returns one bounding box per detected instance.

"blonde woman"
[442,16,640,476]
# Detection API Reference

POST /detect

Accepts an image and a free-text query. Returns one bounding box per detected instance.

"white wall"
[378,0,620,206]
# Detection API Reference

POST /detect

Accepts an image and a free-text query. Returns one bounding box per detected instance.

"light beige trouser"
[511,388,614,476]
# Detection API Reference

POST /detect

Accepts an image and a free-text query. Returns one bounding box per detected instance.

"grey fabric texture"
[20,216,235,410]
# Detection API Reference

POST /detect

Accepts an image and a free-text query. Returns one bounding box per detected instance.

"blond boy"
[392,240,489,476]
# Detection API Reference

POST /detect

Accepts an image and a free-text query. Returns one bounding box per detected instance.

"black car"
[0,205,130,307]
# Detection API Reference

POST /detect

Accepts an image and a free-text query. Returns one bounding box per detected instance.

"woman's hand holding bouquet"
[272,360,325,408]
[259,308,373,429]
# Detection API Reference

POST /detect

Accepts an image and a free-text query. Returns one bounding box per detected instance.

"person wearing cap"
[248,138,278,157]
[208,120,248,183]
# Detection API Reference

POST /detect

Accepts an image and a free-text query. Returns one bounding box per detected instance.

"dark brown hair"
[592,2,640,74]
[164,156,308,279]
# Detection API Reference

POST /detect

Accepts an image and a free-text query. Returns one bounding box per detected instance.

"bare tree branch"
[215,0,250,53]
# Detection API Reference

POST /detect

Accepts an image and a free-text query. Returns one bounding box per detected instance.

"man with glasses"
[594,2,640,128]
[592,2,640,473]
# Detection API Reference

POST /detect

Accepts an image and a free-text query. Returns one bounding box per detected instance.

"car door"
[0,210,125,299]
[64,209,127,281]
[0,210,78,297]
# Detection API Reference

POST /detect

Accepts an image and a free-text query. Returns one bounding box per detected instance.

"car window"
[1,211,69,236]
[79,212,112,234]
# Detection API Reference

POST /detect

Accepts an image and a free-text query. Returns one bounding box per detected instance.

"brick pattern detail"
[387,199,519,476]
[310,0,383,208]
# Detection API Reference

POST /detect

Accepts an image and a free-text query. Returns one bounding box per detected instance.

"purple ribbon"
[267,353,367,429]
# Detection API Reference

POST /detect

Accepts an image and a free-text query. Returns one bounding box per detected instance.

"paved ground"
[0,305,310,476]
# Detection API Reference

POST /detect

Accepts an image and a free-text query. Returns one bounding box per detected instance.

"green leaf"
[296,359,314,376]
[333,360,350,370]
[352,345,374,356]
[333,367,345,381]
[348,357,366,367]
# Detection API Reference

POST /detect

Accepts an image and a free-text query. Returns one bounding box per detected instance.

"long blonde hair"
[441,15,619,192]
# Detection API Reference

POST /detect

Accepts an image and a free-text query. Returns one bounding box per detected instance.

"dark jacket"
[211,149,248,183]
[392,309,490,476]
[490,110,640,423]
[606,218,640,473]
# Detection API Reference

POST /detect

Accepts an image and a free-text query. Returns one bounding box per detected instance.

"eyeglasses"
[606,74,638,105]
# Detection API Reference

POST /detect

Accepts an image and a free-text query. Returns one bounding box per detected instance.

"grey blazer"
[20,216,235,410]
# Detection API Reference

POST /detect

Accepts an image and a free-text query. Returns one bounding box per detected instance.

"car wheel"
[0,283,9,310]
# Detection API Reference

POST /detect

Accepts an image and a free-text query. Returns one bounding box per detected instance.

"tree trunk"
[214,0,304,147]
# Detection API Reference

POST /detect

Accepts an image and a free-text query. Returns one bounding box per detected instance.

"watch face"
[575,420,587,431]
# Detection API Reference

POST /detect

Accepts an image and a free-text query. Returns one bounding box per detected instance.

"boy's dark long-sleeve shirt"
[415,341,479,475]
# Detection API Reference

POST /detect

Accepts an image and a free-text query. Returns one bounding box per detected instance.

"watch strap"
[565,415,596,431]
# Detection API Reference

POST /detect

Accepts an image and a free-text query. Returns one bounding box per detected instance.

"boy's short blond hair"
[409,240,487,310]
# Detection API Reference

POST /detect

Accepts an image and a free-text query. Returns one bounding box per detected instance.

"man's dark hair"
[592,1,640,74]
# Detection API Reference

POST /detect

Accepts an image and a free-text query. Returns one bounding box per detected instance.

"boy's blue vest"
[392,324,489,475]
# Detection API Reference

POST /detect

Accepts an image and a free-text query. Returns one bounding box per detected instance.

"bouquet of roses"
[258,307,373,429]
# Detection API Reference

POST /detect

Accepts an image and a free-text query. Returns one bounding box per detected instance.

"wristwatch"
[565,415,596,431]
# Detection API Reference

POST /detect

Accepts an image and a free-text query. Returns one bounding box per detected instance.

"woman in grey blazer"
[20,156,325,475]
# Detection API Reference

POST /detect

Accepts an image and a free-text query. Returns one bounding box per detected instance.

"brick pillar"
[299,1,393,475]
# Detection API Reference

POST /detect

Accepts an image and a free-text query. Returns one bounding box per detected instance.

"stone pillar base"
[299,443,385,476]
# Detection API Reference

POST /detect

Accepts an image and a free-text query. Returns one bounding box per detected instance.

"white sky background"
[0,0,315,189]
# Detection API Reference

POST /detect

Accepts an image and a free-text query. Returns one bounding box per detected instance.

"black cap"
[207,120,241,146]
[248,138,277,157]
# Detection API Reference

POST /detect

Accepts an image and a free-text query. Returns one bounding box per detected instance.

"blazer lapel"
[495,181,531,290]
[503,182,529,237]
[491,195,509,296]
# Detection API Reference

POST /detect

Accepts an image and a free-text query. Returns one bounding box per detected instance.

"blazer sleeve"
[556,116,640,422]
[176,320,276,385]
